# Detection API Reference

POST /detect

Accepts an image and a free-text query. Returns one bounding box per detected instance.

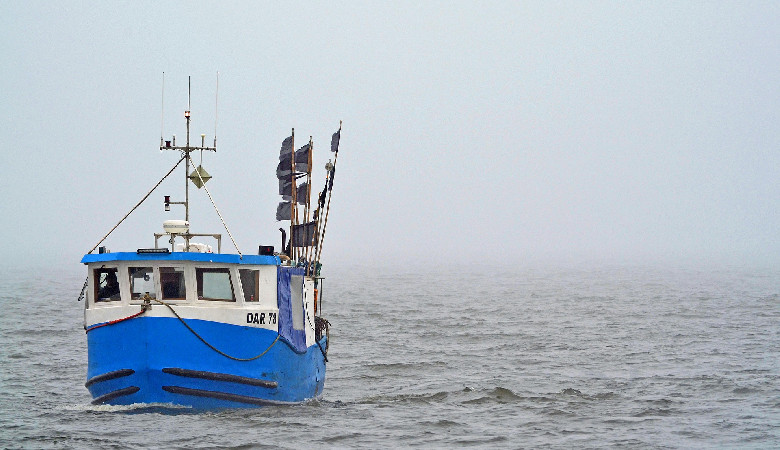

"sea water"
[0,262,777,448]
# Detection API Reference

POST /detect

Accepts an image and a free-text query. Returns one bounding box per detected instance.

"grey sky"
[1,1,778,269]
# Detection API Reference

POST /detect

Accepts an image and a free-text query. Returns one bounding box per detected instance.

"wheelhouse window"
[196,268,235,301]
[160,267,186,300]
[239,269,259,302]
[94,268,120,302]
[129,267,156,300]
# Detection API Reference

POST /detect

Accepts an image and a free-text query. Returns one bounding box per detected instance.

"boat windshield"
[129,267,156,300]
[94,268,120,302]
[160,267,186,300]
[196,267,235,301]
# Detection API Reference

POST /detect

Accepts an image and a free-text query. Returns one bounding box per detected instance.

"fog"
[1,2,777,270]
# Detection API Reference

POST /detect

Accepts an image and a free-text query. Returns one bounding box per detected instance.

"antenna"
[214,71,219,148]
[185,75,192,224]
[160,72,165,147]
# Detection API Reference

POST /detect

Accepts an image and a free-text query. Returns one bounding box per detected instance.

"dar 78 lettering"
[246,312,277,325]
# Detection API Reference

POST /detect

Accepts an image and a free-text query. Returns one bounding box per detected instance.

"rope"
[190,159,242,256]
[87,155,186,254]
[85,309,146,333]
[150,298,277,361]
[83,296,279,362]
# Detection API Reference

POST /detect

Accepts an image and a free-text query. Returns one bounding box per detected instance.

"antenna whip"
[214,71,219,147]
[160,72,165,147]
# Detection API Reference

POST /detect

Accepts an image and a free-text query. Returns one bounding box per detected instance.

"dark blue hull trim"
[91,386,140,405]
[161,367,278,388]
[161,386,283,406]
[85,369,135,388]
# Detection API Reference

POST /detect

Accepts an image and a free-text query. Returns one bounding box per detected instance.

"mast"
[160,76,217,249]
[185,76,191,223]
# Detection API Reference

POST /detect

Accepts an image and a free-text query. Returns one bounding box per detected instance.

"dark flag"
[280,136,293,156]
[295,143,311,173]
[318,188,327,208]
[277,136,294,179]
[292,221,318,247]
[279,178,293,200]
[296,182,309,205]
[276,163,292,180]
[276,201,292,221]
[327,165,335,191]
[331,129,340,153]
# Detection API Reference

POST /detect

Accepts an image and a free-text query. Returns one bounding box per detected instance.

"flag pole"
[304,136,314,269]
[289,128,296,261]
[314,121,341,268]
[303,137,313,225]
[312,168,331,274]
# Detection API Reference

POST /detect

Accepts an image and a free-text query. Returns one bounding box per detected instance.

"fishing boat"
[79,79,341,407]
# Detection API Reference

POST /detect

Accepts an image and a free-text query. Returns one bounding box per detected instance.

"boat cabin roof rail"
[154,232,222,253]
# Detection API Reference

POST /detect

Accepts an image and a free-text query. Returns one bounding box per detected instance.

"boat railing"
[154,233,222,253]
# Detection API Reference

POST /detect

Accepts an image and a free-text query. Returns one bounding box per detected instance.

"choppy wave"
[63,402,194,414]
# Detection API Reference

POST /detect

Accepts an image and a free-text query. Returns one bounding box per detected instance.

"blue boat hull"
[86,317,327,407]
